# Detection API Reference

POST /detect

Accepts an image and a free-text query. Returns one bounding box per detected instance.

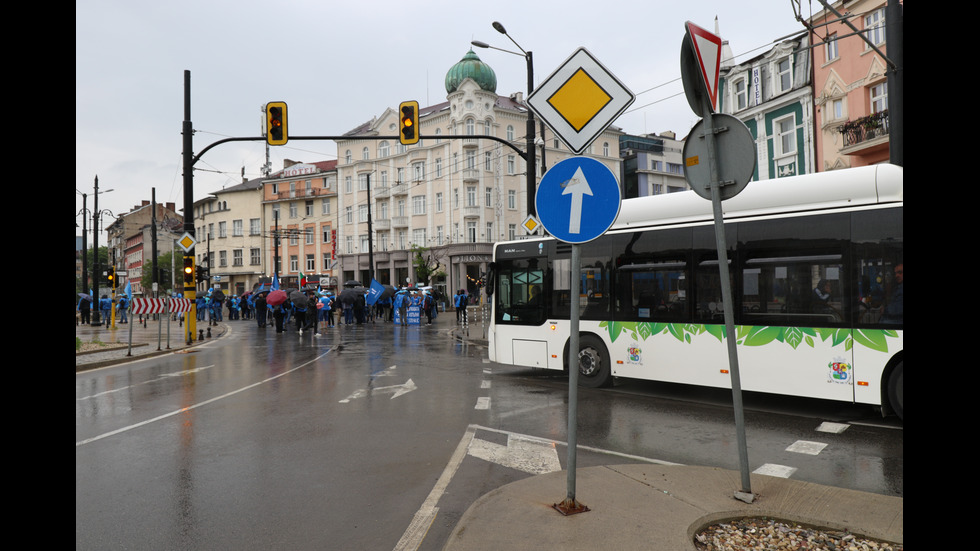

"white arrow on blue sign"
[535,157,621,244]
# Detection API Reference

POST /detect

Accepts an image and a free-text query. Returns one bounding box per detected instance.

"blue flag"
[124,281,132,301]
[366,279,385,306]
[272,272,280,291]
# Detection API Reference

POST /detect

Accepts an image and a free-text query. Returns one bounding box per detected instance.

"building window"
[412,228,426,245]
[507,155,515,175]
[413,162,425,182]
[466,186,477,207]
[466,151,476,170]
[345,176,352,193]
[345,206,353,224]
[466,118,475,135]
[396,199,406,217]
[232,219,243,237]
[379,171,388,188]
[289,255,298,272]
[602,142,609,156]
[359,174,368,191]
[508,189,516,209]
[359,235,370,251]
[485,152,492,171]
[775,57,792,94]
[870,82,888,113]
[322,253,330,270]
[250,218,261,235]
[233,249,243,267]
[486,222,493,241]
[412,195,426,215]
[358,205,368,222]
[289,203,298,219]
[485,187,493,207]
[436,226,444,245]
[362,146,369,160]
[345,236,353,254]
[506,125,514,141]
[733,77,747,111]
[864,9,885,46]
[435,158,442,178]
[508,224,516,240]
[774,114,796,157]
[467,221,477,243]
[832,98,844,120]
[306,230,314,245]
[825,33,838,62]
[219,250,228,267]
[322,198,331,215]
[305,200,314,217]
[379,201,389,219]
[379,141,390,158]
[250,248,261,265]
[289,232,298,246]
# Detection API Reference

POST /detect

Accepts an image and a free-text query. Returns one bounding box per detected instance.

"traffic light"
[106,267,115,286]
[196,266,210,284]
[266,101,288,145]
[183,256,195,287]
[399,100,419,145]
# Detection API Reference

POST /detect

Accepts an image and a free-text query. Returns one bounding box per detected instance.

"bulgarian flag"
[299,271,307,287]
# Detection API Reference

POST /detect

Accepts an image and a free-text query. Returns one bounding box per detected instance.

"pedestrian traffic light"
[399,100,419,145]
[266,101,288,145]
[183,256,195,287]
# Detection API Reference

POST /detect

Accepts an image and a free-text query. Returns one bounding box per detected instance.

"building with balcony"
[334,49,622,298]
[719,29,815,180]
[260,159,338,290]
[808,0,894,170]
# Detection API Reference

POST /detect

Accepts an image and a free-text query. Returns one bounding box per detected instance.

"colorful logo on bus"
[627,346,642,363]
[828,358,851,383]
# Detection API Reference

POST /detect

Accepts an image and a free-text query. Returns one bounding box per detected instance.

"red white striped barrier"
[131,298,193,314]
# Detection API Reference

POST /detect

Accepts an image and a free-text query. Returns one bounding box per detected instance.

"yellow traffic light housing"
[107,267,115,286]
[183,256,195,287]
[399,101,419,145]
[266,101,288,145]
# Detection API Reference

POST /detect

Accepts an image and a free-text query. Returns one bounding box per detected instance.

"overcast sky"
[76,0,808,234]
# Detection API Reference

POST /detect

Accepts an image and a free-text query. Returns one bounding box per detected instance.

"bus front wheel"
[576,335,613,388]
[887,361,903,421]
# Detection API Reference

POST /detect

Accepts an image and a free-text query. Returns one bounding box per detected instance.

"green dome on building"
[445,49,497,94]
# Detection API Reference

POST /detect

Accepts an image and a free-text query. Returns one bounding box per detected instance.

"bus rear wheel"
[887,361,903,421]
[576,335,613,388]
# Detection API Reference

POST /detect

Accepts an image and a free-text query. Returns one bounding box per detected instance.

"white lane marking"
[475,397,490,410]
[480,380,491,389]
[75,351,331,447]
[76,365,215,400]
[785,440,828,455]
[393,425,477,551]
[816,422,849,434]
[339,379,417,403]
[754,463,797,478]
[467,434,561,475]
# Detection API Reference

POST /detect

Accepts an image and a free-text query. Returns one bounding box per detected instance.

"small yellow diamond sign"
[527,47,634,155]
[177,232,197,253]
[547,68,612,132]
[522,215,540,235]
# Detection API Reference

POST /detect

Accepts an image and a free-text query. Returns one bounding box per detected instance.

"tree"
[141,250,176,294]
[410,244,441,286]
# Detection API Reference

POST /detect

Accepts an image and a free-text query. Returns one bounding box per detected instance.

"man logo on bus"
[828,358,851,382]
[628,347,642,363]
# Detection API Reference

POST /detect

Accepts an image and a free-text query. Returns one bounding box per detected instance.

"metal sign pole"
[554,243,589,515]
[702,100,753,502]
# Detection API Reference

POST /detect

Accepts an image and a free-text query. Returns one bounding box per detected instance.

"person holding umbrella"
[77,293,92,325]
[255,292,268,328]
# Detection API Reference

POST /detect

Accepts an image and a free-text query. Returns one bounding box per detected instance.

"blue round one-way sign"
[535,157,621,244]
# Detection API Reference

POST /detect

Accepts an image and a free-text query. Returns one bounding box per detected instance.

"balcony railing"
[839,110,889,148]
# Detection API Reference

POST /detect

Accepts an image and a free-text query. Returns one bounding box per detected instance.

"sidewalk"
[75,316,227,371]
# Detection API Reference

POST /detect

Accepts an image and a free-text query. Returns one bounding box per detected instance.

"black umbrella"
[289,290,307,305]
[378,285,397,301]
[344,280,361,288]
[339,288,359,304]
[211,289,225,302]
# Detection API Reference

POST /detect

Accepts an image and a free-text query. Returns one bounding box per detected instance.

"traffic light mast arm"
[193,135,529,168]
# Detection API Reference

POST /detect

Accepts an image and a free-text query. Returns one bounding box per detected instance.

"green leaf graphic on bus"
[601,322,899,353]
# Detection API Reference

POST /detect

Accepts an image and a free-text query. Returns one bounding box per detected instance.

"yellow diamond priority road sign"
[527,48,634,155]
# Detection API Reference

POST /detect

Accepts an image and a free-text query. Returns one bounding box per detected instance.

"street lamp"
[472,21,537,217]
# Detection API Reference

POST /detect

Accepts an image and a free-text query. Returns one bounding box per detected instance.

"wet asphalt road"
[76,318,902,550]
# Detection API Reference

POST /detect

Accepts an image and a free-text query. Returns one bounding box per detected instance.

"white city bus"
[487,164,903,419]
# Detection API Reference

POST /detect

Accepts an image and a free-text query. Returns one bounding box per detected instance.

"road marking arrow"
[561,166,592,234]
[339,379,417,403]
